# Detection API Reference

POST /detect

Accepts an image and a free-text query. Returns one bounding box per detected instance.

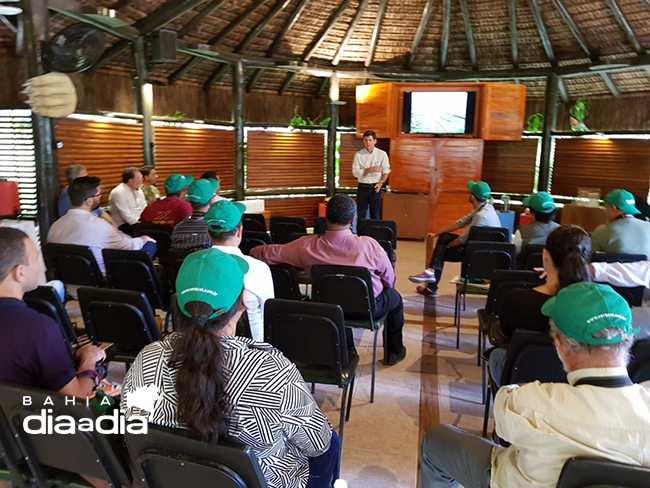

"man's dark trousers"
[374,287,404,358]
[427,233,465,291]
[357,183,382,220]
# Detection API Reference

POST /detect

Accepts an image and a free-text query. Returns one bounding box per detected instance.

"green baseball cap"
[523,192,557,214]
[205,200,247,233]
[466,181,491,201]
[541,282,638,345]
[187,179,219,206]
[604,189,641,215]
[176,248,249,319]
[164,174,194,194]
[206,178,220,191]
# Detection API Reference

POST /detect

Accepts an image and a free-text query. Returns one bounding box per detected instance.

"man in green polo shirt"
[591,189,650,259]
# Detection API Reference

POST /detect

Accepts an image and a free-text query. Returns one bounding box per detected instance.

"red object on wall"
[318,203,327,217]
[0,181,20,217]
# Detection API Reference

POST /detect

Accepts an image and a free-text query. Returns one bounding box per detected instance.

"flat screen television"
[402,91,477,135]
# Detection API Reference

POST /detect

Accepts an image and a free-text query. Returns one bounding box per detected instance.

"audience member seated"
[140,174,193,228]
[0,228,106,397]
[489,225,591,385]
[250,193,406,365]
[409,180,501,298]
[48,176,156,274]
[121,249,339,488]
[58,164,117,228]
[201,171,226,202]
[170,179,220,252]
[421,281,650,488]
[206,200,274,342]
[109,166,147,234]
[512,191,559,254]
[591,189,650,258]
[140,165,160,205]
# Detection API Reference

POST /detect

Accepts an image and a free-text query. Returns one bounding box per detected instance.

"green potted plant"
[569,98,591,131]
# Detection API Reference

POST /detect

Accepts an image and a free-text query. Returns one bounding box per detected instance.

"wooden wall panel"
[246,131,326,189]
[552,139,650,197]
[479,83,526,141]
[355,83,396,139]
[261,196,323,225]
[389,138,433,193]
[482,139,538,194]
[338,134,364,188]
[154,126,235,191]
[56,118,144,206]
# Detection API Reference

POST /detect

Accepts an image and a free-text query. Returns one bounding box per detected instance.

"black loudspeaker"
[150,30,177,63]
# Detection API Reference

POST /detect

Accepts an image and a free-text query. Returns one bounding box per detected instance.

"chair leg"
[477,328,482,366]
[482,384,492,438]
[311,383,316,394]
[370,328,378,403]
[481,357,487,405]
[455,291,461,349]
[345,376,355,422]
[338,383,349,475]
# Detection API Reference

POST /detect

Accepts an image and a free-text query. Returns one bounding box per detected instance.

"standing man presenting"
[352,130,390,220]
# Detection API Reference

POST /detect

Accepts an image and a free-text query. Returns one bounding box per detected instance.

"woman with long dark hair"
[121,248,339,488]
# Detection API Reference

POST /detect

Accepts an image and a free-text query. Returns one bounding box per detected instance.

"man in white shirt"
[108,166,147,235]
[48,176,156,274]
[205,200,274,342]
[420,282,650,488]
[352,130,390,220]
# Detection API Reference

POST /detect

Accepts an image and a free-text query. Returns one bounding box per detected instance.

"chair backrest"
[468,226,510,243]
[629,339,650,383]
[125,423,267,488]
[0,405,28,487]
[483,270,544,316]
[270,216,306,233]
[461,241,516,280]
[0,385,132,488]
[357,219,397,250]
[287,232,307,243]
[376,239,396,267]
[518,244,545,270]
[270,264,302,300]
[591,253,648,263]
[242,213,267,233]
[501,329,567,386]
[311,265,376,320]
[133,223,173,262]
[242,230,272,245]
[556,457,650,488]
[168,248,194,286]
[102,248,168,310]
[78,287,161,347]
[42,242,105,287]
[24,286,78,355]
[265,299,349,369]
[272,222,307,245]
[240,238,267,256]
[313,216,327,235]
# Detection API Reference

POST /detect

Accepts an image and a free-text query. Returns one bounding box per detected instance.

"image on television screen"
[410,92,469,134]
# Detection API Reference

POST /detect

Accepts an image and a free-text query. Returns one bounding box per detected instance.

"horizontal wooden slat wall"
[56,118,143,206]
[482,139,538,194]
[261,196,324,225]
[552,139,650,198]
[154,126,235,191]
[246,131,326,189]
[338,134,364,188]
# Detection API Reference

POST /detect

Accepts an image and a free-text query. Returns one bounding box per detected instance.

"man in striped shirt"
[170,179,220,252]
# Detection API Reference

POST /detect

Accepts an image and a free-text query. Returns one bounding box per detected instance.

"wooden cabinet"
[383,192,429,239]
[560,204,607,233]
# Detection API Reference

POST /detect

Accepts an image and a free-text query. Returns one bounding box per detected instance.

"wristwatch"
[76,369,101,388]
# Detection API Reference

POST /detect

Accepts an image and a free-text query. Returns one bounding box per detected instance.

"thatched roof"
[3,0,650,99]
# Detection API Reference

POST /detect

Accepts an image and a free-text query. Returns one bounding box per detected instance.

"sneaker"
[409,270,437,284]
[416,285,437,298]
[383,346,407,366]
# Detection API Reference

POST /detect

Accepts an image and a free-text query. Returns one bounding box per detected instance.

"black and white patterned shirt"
[121,334,332,488]
[170,212,212,251]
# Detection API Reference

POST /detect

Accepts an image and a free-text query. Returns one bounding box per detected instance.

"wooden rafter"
[365,0,388,67]
[600,72,621,98]
[279,72,298,95]
[440,0,451,70]
[407,0,434,70]
[315,77,329,99]
[177,0,226,38]
[509,0,518,68]
[606,0,644,55]
[333,0,370,66]
[550,0,595,60]
[528,0,556,66]
[459,0,477,70]
[558,77,569,103]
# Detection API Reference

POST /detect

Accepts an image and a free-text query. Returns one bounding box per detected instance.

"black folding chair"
[78,287,161,365]
[629,339,650,383]
[313,216,327,235]
[357,219,397,250]
[517,244,545,270]
[376,239,396,269]
[264,299,359,472]
[454,241,516,349]
[42,243,105,287]
[0,405,32,487]
[270,264,303,300]
[312,265,387,403]
[273,222,307,245]
[483,330,566,437]
[468,226,510,243]
[24,286,80,355]
[126,423,267,488]
[242,213,267,233]
[242,230,272,244]
[240,238,267,256]
[168,248,194,290]
[592,252,647,307]
[0,385,132,488]
[133,222,173,264]
[556,457,650,488]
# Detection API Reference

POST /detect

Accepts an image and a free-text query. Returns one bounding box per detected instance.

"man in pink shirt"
[250,194,406,365]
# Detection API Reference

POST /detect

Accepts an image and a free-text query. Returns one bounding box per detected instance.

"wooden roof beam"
[550,0,596,61]
[606,0,644,55]
[407,0,434,70]
[279,72,297,95]
[600,72,621,98]
[440,0,451,70]
[365,0,388,67]
[303,0,353,62]
[528,0,556,66]
[177,0,226,38]
[333,0,370,66]
[207,0,269,47]
[169,58,201,85]
[509,0,518,68]
[558,77,569,103]
[459,0,477,70]
[315,77,329,99]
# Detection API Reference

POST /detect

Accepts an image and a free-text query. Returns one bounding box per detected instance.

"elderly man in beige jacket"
[420,281,650,488]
